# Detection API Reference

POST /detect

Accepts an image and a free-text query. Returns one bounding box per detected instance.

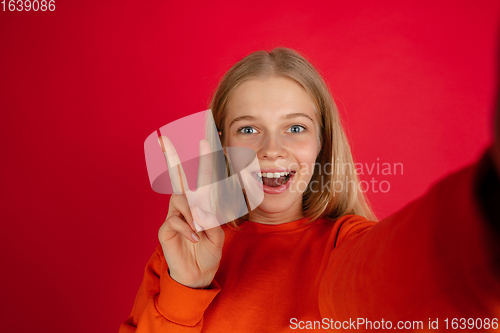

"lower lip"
[252,173,294,195]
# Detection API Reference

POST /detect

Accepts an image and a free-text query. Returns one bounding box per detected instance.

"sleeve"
[119,244,221,333]
[319,146,500,324]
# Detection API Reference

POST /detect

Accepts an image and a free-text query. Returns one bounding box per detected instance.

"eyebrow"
[229,115,256,127]
[283,112,314,123]
[229,112,314,127]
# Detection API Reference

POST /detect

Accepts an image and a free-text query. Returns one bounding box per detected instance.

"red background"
[0,1,499,332]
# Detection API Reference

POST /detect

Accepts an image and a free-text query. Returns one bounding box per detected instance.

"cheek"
[291,137,320,161]
[291,140,320,180]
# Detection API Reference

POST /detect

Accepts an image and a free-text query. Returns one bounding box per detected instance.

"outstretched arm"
[319,98,500,325]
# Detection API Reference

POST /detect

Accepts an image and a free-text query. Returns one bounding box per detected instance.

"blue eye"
[238,126,257,134]
[288,125,306,133]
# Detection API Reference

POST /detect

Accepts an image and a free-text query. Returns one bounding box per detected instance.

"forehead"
[225,76,317,121]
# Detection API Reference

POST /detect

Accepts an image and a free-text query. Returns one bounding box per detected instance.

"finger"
[169,194,196,231]
[158,136,190,194]
[159,215,200,243]
[197,139,213,189]
[191,206,224,246]
[202,222,225,247]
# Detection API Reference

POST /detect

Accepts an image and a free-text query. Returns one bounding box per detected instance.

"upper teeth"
[257,171,289,178]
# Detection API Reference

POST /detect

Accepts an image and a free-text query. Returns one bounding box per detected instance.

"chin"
[256,193,300,215]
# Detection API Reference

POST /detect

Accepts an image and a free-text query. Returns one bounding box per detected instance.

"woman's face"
[224,76,321,223]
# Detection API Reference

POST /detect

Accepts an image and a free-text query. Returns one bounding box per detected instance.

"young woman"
[120,48,500,332]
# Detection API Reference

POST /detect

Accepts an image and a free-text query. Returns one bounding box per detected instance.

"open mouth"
[252,170,296,188]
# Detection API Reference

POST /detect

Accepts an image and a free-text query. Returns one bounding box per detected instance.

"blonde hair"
[208,47,377,223]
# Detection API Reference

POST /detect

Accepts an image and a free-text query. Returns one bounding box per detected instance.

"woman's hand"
[157,136,225,289]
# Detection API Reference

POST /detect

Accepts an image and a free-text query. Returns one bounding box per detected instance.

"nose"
[258,134,288,161]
